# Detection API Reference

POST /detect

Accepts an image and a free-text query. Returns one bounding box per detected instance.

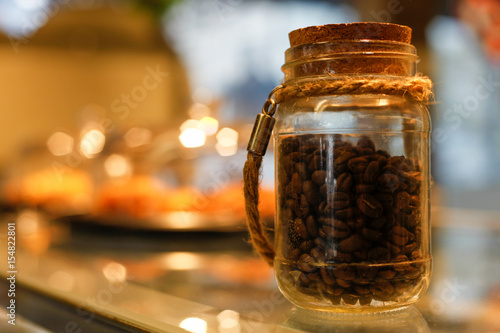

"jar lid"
[289,22,412,47]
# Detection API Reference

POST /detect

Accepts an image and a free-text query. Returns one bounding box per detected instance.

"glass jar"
[273,23,432,312]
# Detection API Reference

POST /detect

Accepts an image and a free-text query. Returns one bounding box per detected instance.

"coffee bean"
[354,284,371,295]
[311,170,327,185]
[302,181,322,205]
[291,172,302,193]
[376,173,399,192]
[361,228,382,241]
[377,270,396,280]
[367,247,390,261]
[337,279,352,288]
[299,240,314,252]
[358,193,383,218]
[357,136,376,150]
[298,254,316,272]
[308,271,322,281]
[356,184,375,193]
[339,235,363,252]
[309,155,325,171]
[391,226,410,246]
[336,172,353,191]
[334,192,350,209]
[335,151,356,165]
[320,267,336,285]
[332,266,355,280]
[356,266,378,279]
[370,281,394,300]
[306,216,318,237]
[277,134,426,305]
[395,192,411,211]
[294,218,309,239]
[281,137,299,154]
[335,207,355,219]
[348,157,368,173]
[363,161,380,183]
[342,293,359,305]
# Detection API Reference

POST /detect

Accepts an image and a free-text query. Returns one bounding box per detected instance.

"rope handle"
[243,86,282,266]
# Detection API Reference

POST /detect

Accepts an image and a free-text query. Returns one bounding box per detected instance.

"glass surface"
[0,206,499,332]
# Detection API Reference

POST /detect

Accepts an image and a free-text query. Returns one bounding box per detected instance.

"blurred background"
[0,0,499,332]
[0,0,499,218]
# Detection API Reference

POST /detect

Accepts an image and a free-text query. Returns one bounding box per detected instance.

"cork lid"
[289,22,412,47]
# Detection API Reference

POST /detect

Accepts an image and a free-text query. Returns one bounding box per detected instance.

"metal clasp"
[247,85,283,156]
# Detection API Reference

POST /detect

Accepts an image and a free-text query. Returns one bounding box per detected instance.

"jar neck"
[282,40,419,82]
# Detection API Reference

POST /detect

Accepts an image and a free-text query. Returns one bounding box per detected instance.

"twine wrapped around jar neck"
[274,75,433,104]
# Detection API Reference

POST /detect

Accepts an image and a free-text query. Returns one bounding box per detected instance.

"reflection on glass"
[217,310,240,333]
[160,252,202,271]
[179,317,207,333]
[47,271,75,292]
[102,262,127,283]
[280,306,429,333]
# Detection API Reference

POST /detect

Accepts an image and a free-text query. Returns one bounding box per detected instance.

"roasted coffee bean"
[320,183,327,197]
[299,240,314,252]
[336,279,352,288]
[299,143,318,155]
[371,281,394,300]
[377,269,397,280]
[358,194,383,218]
[369,216,387,229]
[361,228,382,241]
[308,271,322,281]
[391,226,410,246]
[354,284,371,295]
[348,157,369,173]
[291,173,302,193]
[334,192,350,209]
[335,207,355,219]
[339,235,363,252]
[342,293,359,305]
[277,134,426,304]
[356,184,375,193]
[376,173,399,192]
[311,170,327,186]
[327,286,344,296]
[357,136,376,150]
[335,151,356,165]
[309,155,326,171]
[302,181,322,205]
[363,161,380,183]
[294,218,309,239]
[367,247,390,261]
[359,295,373,306]
[336,172,353,192]
[298,254,316,272]
[395,192,411,212]
[332,266,355,280]
[296,162,309,179]
[306,215,318,237]
[281,137,299,154]
[320,267,336,285]
[356,266,378,279]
